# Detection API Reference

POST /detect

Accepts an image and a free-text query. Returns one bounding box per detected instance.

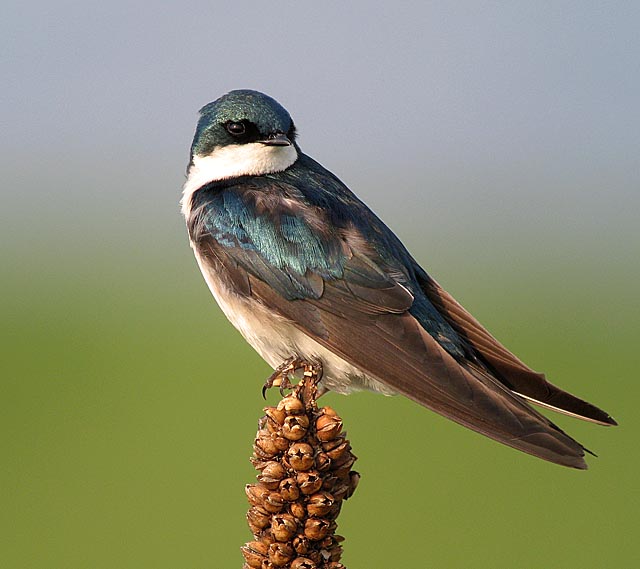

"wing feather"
[418,273,616,426]
[248,275,589,468]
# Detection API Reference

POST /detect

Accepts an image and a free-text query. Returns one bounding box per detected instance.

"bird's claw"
[262,357,303,398]
[262,357,323,399]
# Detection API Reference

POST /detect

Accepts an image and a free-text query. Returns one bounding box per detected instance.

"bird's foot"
[262,357,323,399]
[262,357,304,398]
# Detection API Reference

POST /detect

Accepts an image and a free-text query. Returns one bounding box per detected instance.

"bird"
[181,89,616,469]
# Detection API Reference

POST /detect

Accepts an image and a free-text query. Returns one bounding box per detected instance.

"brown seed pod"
[257,461,287,490]
[314,451,332,472]
[332,454,356,475]
[296,471,323,495]
[321,406,338,417]
[330,482,350,502]
[290,557,317,569]
[271,513,298,542]
[321,433,347,453]
[303,518,332,541]
[346,471,360,499]
[268,541,294,566]
[277,395,305,415]
[247,506,271,531]
[262,491,284,514]
[320,535,344,561]
[292,534,311,555]
[279,477,300,501]
[272,434,290,452]
[306,492,335,517]
[254,433,280,458]
[315,413,343,442]
[282,414,310,441]
[245,484,270,508]
[287,442,315,471]
[324,441,350,461]
[264,406,286,426]
[241,540,268,568]
[290,501,307,520]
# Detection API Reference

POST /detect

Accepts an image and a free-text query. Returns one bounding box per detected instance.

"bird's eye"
[226,121,246,136]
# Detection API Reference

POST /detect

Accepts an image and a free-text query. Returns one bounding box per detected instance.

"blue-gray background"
[3,2,638,567]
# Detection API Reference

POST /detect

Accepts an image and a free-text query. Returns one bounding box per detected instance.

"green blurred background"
[3,2,638,567]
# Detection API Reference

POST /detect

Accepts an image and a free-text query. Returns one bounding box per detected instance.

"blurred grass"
[1,226,637,568]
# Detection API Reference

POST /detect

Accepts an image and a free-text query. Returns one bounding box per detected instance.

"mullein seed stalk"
[242,362,359,569]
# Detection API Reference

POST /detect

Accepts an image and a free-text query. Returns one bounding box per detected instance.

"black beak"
[260,132,292,146]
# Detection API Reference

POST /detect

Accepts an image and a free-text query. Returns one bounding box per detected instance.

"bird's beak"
[260,132,292,146]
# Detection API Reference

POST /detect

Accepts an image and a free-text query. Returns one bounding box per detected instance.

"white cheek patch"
[181,143,298,216]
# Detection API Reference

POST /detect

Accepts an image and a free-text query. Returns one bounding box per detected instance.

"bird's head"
[182,90,299,216]
[192,90,296,155]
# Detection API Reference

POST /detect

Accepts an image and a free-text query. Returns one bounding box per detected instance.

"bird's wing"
[246,271,589,468]
[189,182,590,468]
[415,269,616,426]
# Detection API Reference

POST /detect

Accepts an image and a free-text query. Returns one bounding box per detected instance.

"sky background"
[3,2,639,568]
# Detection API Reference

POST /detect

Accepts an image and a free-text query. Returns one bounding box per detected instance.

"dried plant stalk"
[242,362,359,569]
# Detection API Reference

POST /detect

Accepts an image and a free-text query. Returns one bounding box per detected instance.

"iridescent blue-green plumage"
[189,153,467,358]
[183,89,616,469]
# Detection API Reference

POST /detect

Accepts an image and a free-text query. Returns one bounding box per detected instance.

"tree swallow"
[181,89,616,469]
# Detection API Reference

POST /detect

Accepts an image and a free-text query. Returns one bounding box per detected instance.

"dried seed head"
[254,433,280,458]
[282,414,310,441]
[290,557,317,569]
[247,506,271,532]
[306,492,335,517]
[241,540,268,568]
[279,477,300,502]
[296,471,323,495]
[324,441,350,461]
[346,471,360,499]
[246,484,270,508]
[315,451,332,472]
[264,406,286,426]
[257,461,287,490]
[316,413,343,442]
[277,395,305,415]
[273,434,290,452]
[268,541,294,566]
[292,535,311,555]
[290,501,306,520]
[262,492,285,514]
[244,367,358,569]
[271,513,298,542]
[321,434,346,453]
[287,443,315,471]
[304,518,332,541]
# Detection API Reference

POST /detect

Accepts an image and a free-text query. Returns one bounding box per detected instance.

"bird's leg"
[299,360,324,406]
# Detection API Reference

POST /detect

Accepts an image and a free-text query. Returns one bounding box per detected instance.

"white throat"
[180,143,298,217]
